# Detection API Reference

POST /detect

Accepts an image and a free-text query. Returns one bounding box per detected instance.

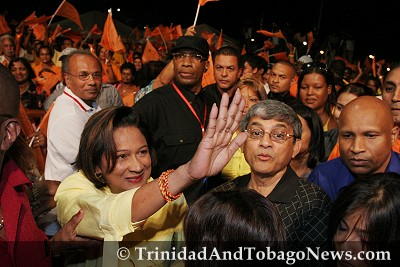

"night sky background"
[2,0,397,62]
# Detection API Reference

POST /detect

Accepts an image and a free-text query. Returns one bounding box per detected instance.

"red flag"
[0,15,11,35]
[199,0,219,6]
[215,30,224,50]
[257,30,285,39]
[52,0,83,30]
[100,11,125,53]
[142,40,162,64]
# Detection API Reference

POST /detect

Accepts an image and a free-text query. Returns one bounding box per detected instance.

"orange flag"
[142,40,162,64]
[199,0,219,6]
[100,11,125,53]
[23,14,52,27]
[21,12,37,25]
[0,15,11,35]
[131,27,141,41]
[144,25,152,38]
[257,30,286,39]
[258,51,270,63]
[61,29,82,43]
[49,24,63,43]
[306,31,314,54]
[32,24,47,41]
[52,0,83,30]
[90,24,102,35]
[38,102,54,138]
[271,52,288,61]
[215,30,224,50]
[171,25,183,39]
[202,52,215,87]
[200,31,215,45]
[263,40,275,50]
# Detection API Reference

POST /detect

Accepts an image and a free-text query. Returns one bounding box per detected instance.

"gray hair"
[239,100,302,141]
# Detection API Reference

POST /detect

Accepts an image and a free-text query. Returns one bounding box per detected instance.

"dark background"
[2,0,397,62]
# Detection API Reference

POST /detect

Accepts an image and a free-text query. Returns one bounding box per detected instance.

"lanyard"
[171,82,207,135]
[64,91,87,111]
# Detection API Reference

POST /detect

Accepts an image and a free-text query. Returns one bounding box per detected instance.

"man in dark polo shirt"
[213,100,332,252]
[132,35,216,204]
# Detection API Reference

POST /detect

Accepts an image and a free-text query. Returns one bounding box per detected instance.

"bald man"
[0,64,98,266]
[308,96,400,200]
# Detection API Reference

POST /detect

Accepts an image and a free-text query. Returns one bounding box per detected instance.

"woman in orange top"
[115,62,140,107]
[97,46,122,84]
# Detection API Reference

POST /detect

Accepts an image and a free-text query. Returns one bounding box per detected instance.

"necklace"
[0,217,4,230]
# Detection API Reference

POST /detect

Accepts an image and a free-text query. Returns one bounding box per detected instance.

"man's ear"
[1,119,21,151]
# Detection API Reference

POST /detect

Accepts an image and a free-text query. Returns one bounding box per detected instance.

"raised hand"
[185,89,247,180]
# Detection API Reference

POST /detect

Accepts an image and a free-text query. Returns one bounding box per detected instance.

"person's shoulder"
[134,84,173,106]
[312,157,344,172]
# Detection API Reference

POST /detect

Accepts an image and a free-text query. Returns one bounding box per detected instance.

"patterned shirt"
[213,166,332,249]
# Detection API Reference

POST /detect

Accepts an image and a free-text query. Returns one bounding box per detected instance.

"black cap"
[171,36,209,58]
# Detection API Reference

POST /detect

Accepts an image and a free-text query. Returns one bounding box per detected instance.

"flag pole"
[193,4,201,27]
[48,0,66,27]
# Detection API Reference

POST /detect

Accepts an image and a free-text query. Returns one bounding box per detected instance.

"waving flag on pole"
[48,0,83,30]
[100,10,125,53]
[193,0,219,26]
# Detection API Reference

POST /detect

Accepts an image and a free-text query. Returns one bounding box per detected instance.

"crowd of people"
[1,14,400,267]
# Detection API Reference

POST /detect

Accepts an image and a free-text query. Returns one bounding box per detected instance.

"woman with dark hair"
[115,62,140,107]
[328,83,375,160]
[9,57,45,111]
[297,62,338,132]
[55,91,247,266]
[330,172,400,266]
[184,189,286,266]
[289,103,325,178]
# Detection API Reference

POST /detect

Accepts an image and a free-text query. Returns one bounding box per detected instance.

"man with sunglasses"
[214,100,331,252]
[132,35,217,204]
[44,49,103,236]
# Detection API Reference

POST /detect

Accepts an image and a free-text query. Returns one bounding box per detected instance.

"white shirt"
[45,87,101,182]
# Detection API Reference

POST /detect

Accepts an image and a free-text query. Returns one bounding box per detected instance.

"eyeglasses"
[245,128,295,142]
[172,53,206,63]
[67,72,102,81]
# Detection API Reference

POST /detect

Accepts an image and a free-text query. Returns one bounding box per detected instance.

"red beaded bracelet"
[158,169,182,202]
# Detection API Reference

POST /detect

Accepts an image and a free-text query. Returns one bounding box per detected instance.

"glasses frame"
[66,72,102,81]
[245,128,295,143]
[172,52,207,63]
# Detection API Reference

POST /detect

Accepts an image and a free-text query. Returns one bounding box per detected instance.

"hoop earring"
[95,172,107,183]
